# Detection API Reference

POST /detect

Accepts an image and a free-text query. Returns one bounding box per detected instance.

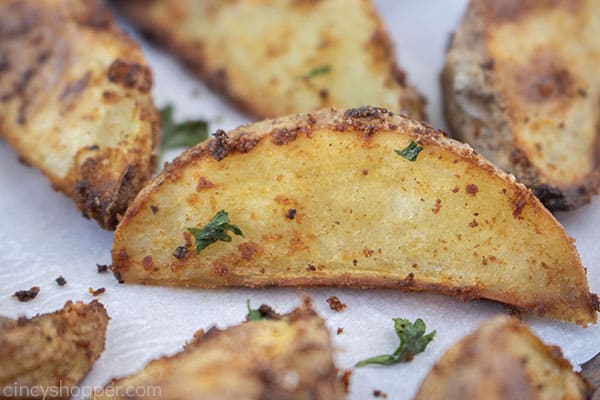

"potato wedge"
[112,107,598,326]
[0,0,159,229]
[115,0,425,120]
[442,0,600,211]
[415,315,589,400]
[92,301,344,400]
[0,301,109,400]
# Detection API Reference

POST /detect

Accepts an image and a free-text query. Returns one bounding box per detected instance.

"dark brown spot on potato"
[238,242,262,261]
[142,255,154,271]
[196,176,215,191]
[107,59,152,92]
[466,184,479,195]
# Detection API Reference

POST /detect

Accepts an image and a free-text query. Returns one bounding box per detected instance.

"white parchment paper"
[1,1,599,399]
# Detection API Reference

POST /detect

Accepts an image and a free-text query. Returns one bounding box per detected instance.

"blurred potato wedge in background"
[442,0,600,211]
[415,315,589,400]
[0,301,109,400]
[92,301,344,400]
[116,0,425,120]
[0,0,159,230]
[112,107,598,326]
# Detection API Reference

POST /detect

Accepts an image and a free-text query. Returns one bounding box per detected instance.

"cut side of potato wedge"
[0,0,159,230]
[112,107,598,326]
[116,0,425,120]
[0,301,109,400]
[92,301,344,400]
[415,315,589,400]
[442,0,600,211]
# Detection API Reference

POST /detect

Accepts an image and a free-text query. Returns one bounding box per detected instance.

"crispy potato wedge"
[116,0,425,120]
[112,107,598,326]
[442,0,600,211]
[0,0,159,229]
[0,301,109,400]
[415,315,588,400]
[93,301,344,400]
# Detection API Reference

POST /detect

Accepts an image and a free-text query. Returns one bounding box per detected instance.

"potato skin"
[92,301,344,400]
[116,0,425,120]
[442,0,600,211]
[112,107,598,326]
[0,301,109,400]
[415,315,588,400]
[0,0,159,230]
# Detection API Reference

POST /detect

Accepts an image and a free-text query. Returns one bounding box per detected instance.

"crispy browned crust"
[415,315,589,400]
[0,0,159,229]
[93,300,344,400]
[442,0,600,211]
[112,106,597,326]
[115,0,425,120]
[0,301,109,400]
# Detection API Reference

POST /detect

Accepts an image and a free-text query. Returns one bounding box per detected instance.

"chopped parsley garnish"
[355,318,435,367]
[395,141,423,161]
[187,210,244,254]
[246,299,265,321]
[159,104,208,154]
[303,65,332,79]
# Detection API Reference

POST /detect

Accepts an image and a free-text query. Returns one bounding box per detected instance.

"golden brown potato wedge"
[415,315,589,400]
[112,107,598,326]
[92,301,344,400]
[116,0,425,119]
[442,0,600,211]
[0,301,109,400]
[0,0,159,230]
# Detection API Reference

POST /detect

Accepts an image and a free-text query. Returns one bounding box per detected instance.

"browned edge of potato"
[415,315,590,400]
[0,301,109,400]
[442,0,600,211]
[0,0,160,229]
[92,300,344,400]
[111,106,598,326]
[115,0,425,120]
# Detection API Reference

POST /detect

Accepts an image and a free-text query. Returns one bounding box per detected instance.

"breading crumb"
[89,287,106,297]
[97,264,110,273]
[327,295,347,312]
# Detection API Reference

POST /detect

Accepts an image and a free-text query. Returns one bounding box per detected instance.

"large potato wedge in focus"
[0,0,159,229]
[93,301,344,400]
[112,107,598,326]
[442,0,600,211]
[0,301,109,400]
[116,0,425,119]
[415,315,589,400]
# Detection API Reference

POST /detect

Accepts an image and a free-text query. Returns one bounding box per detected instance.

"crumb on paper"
[373,389,388,398]
[13,286,40,302]
[337,327,344,335]
[96,264,110,273]
[89,287,106,297]
[327,295,347,312]
[56,276,67,286]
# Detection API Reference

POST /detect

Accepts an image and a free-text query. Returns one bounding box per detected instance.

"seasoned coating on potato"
[112,107,598,326]
[442,0,600,211]
[0,301,109,400]
[93,301,344,400]
[0,0,159,229]
[116,0,425,120]
[415,315,588,400]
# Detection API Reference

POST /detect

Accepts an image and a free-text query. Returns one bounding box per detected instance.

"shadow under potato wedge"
[92,301,344,400]
[0,301,109,400]
[0,0,159,230]
[415,315,589,400]
[115,0,425,120]
[442,0,600,211]
[112,107,598,326]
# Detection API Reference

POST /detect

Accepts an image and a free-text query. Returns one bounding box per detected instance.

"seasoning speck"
[173,246,187,259]
[13,286,40,302]
[286,209,297,220]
